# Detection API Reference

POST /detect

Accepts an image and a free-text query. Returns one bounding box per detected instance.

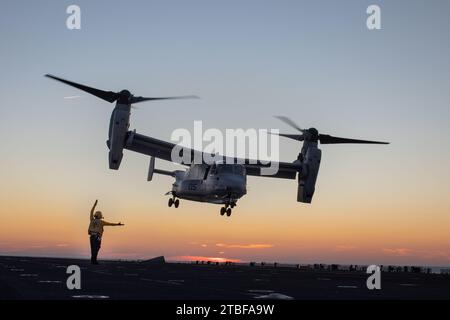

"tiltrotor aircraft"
[46,74,389,217]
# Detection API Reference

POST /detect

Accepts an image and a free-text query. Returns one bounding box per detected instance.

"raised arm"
[90,199,98,221]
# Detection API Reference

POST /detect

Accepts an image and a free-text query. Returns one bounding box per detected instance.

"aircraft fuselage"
[172,164,247,205]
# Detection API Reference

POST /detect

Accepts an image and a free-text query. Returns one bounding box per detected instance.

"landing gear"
[219,206,231,216]
[220,201,236,217]
[168,197,180,208]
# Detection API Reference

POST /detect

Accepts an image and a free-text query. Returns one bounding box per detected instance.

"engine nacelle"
[107,105,130,170]
[297,145,321,203]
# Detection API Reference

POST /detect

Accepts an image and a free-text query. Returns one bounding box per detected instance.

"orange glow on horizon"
[1,162,450,267]
[215,243,274,249]
[170,256,242,263]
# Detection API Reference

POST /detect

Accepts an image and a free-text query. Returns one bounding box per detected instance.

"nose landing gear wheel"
[168,198,174,207]
[220,207,226,216]
[174,199,180,208]
[226,208,232,216]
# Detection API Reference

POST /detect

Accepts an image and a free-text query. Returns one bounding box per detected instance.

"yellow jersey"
[88,218,117,236]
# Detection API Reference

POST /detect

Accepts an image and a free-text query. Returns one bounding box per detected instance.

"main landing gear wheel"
[220,206,232,216]
[220,200,236,217]
[168,197,179,208]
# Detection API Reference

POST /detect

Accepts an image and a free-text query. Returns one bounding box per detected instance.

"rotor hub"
[117,90,133,104]
[306,128,319,142]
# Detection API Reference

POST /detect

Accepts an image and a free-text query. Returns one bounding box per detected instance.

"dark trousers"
[89,234,102,263]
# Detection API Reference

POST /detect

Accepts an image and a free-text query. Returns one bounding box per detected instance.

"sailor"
[88,200,124,264]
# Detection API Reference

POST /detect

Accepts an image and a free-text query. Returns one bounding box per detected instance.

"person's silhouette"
[88,200,124,264]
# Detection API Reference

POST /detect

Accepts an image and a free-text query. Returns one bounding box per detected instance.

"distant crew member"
[88,200,124,265]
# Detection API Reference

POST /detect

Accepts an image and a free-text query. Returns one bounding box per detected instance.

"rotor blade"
[319,134,389,145]
[269,132,304,141]
[45,74,118,103]
[131,95,199,104]
[275,116,305,133]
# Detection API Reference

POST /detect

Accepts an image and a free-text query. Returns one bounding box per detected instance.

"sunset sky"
[1,0,450,267]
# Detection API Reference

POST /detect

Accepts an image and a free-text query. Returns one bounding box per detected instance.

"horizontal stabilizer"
[154,169,176,177]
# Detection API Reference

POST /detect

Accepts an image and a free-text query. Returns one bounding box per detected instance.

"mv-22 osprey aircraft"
[46,75,389,217]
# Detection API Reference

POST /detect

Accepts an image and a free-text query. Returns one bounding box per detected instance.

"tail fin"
[147,156,175,181]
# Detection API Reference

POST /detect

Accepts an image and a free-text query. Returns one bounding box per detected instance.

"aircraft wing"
[124,131,299,179]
